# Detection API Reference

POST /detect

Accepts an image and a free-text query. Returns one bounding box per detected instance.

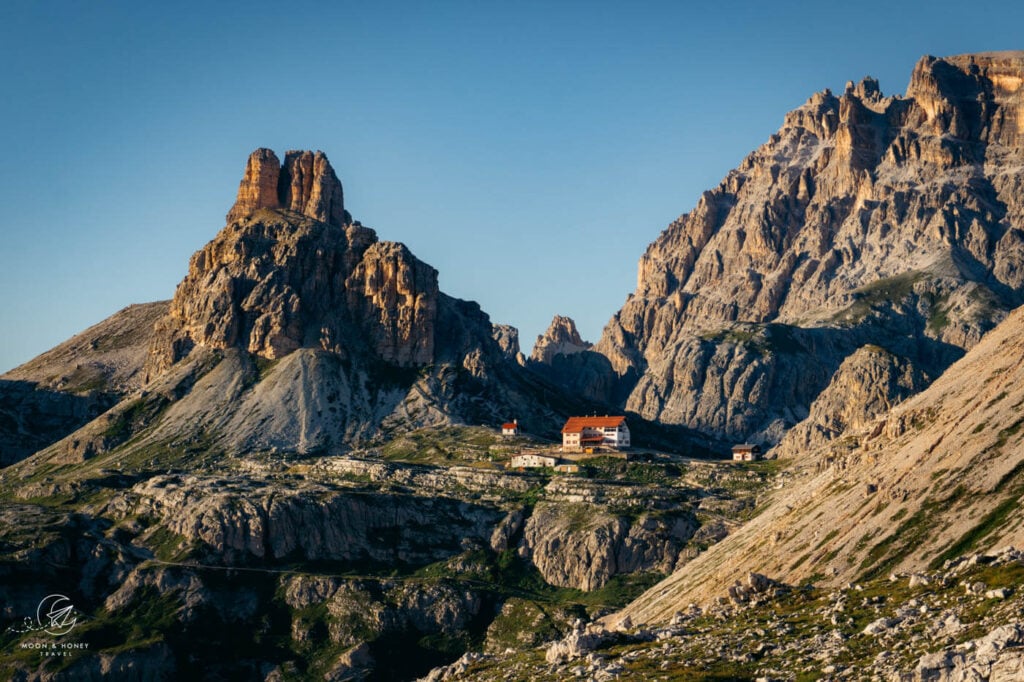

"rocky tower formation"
[595,52,1024,444]
[529,315,593,364]
[148,149,437,372]
[131,148,587,453]
[226,148,349,227]
[491,324,525,365]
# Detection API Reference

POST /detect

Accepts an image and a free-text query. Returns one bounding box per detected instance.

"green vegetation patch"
[381,425,535,467]
[994,417,1024,452]
[858,494,951,581]
[484,598,578,652]
[831,270,927,325]
[924,290,952,334]
[928,459,1024,569]
[57,364,110,394]
[929,494,1022,569]
[578,456,681,484]
[698,323,807,356]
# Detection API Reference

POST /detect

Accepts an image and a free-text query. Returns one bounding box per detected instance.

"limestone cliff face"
[131,474,504,565]
[226,148,348,227]
[136,149,589,451]
[149,150,451,374]
[519,502,696,591]
[491,324,525,365]
[346,241,438,366]
[596,52,1024,443]
[771,344,928,459]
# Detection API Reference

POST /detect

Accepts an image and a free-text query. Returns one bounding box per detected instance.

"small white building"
[732,444,763,461]
[561,416,630,452]
[501,420,520,437]
[510,454,558,469]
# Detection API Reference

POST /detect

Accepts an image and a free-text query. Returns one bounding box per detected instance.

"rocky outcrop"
[324,643,375,682]
[345,241,438,366]
[529,316,592,364]
[595,52,1024,444]
[519,502,696,590]
[772,344,928,459]
[147,210,419,369]
[132,149,592,451]
[128,473,504,565]
[151,149,441,370]
[225,148,282,224]
[527,315,619,405]
[544,621,616,664]
[283,576,485,646]
[491,324,525,365]
[280,149,348,227]
[906,53,1024,148]
[226,148,348,227]
[903,623,1024,681]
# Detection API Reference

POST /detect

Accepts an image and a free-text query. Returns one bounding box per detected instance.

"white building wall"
[511,454,557,468]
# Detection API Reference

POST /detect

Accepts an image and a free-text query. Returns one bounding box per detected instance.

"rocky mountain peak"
[226,148,349,227]
[128,148,594,453]
[594,52,1024,444]
[906,52,1024,144]
[147,149,446,375]
[844,76,883,103]
[530,315,592,364]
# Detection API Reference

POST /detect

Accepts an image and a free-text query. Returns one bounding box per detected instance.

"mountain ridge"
[3,51,1024,681]
[592,51,1024,446]
[0,149,610,467]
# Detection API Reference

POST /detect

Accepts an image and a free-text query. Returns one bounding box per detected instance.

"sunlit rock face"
[595,52,1024,443]
[226,148,348,227]
[148,149,441,372]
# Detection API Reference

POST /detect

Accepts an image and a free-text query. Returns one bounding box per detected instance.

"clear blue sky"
[1,1,1021,373]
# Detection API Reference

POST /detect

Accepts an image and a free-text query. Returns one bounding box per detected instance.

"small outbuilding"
[732,444,763,461]
[510,454,558,469]
[501,420,520,437]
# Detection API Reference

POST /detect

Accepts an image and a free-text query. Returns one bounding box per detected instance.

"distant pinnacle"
[530,315,592,364]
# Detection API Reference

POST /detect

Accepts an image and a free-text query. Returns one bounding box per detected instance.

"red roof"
[561,416,626,434]
[502,423,519,430]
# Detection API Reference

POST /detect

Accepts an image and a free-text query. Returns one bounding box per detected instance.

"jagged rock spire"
[530,315,592,364]
[226,148,349,226]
